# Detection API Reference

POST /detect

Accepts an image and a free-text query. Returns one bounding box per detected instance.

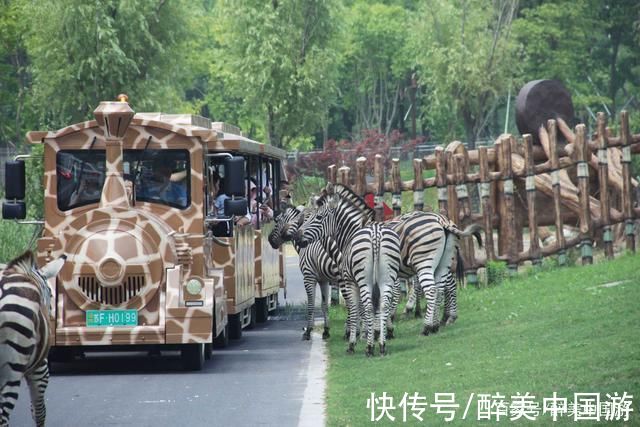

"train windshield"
[56,149,191,210]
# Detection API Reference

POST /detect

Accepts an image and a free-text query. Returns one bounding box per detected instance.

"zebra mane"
[5,251,36,276]
[316,184,375,223]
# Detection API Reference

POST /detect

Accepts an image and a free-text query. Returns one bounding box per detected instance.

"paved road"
[11,255,325,427]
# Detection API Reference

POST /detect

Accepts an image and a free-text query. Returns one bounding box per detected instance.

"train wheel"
[228,313,243,339]
[213,323,229,348]
[256,297,269,323]
[181,343,205,371]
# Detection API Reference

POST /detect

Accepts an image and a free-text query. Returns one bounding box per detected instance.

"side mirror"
[2,201,26,219]
[224,198,248,216]
[3,160,27,219]
[5,160,26,199]
[224,156,245,197]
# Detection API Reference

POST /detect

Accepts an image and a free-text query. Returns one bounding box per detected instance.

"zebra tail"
[460,223,483,248]
[372,227,380,312]
[455,247,465,284]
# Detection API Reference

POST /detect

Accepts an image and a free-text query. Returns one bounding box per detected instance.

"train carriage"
[2,97,288,370]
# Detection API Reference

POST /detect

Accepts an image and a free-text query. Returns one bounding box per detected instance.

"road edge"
[297,330,327,427]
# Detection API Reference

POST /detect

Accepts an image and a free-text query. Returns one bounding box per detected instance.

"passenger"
[144,158,187,206]
[210,172,250,233]
[249,179,273,227]
[69,178,102,205]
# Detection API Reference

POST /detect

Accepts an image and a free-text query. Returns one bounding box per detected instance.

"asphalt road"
[11,255,324,427]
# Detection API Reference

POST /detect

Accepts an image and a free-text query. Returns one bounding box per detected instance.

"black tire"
[247,304,257,329]
[204,343,212,360]
[213,322,229,348]
[181,343,205,371]
[228,313,243,340]
[48,347,75,363]
[256,297,269,323]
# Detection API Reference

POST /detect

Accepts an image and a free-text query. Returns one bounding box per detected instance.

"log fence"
[322,111,640,284]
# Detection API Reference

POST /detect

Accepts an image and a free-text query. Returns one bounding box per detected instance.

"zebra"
[0,251,66,427]
[322,185,482,336]
[268,204,345,341]
[297,183,401,356]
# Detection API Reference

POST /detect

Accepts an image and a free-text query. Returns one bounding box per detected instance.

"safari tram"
[2,96,288,370]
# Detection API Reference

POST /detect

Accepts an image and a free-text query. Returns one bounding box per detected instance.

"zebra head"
[268,205,304,249]
[296,194,338,248]
[3,251,67,311]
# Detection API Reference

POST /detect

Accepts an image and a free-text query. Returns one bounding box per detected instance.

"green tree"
[340,1,413,137]
[23,0,196,127]
[411,0,521,147]
[212,0,342,148]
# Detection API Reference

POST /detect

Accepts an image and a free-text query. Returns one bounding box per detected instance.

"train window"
[56,150,106,211]
[124,149,191,209]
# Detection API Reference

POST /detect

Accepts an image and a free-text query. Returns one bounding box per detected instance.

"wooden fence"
[324,111,640,285]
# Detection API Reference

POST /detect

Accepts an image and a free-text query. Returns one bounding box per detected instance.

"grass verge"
[325,253,640,426]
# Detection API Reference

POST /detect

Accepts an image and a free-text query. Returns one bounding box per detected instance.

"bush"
[485,260,508,286]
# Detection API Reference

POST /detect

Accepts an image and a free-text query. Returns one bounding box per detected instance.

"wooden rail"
[323,111,640,283]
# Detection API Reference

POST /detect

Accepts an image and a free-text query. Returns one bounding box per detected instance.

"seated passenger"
[249,179,273,227]
[142,158,187,207]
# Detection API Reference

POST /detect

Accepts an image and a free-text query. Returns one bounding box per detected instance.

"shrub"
[486,260,508,286]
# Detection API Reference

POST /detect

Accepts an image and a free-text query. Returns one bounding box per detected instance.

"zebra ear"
[325,182,335,195]
[39,255,67,280]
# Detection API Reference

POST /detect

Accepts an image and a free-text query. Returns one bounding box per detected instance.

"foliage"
[0,220,39,263]
[411,0,521,147]
[211,0,342,147]
[288,129,420,179]
[485,259,508,286]
[23,0,195,127]
[325,253,640,426]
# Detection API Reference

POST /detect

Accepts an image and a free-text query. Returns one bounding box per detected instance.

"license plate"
[86,310,138,327]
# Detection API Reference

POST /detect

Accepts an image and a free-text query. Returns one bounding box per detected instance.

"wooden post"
[597,112,614,259]
[435,147,448,216]
[327,165,337,184]
[391,158,402,217]
[355,157,367,197]
[455,154,477,286]
[523,134,541,265]
[479,147,495,261]
[575,124,593,264]
[620,111,636,253]
[498,136,518,273]
[338,165,351,188]
[374,154,385,222]
[412,158,424,212]
[548,120,566,265]
[446,151,457,222]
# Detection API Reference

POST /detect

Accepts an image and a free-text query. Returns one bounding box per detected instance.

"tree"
[411,0,521,148]
[339,2,413,137]
[23,0,196,127]
[212,0,342,148]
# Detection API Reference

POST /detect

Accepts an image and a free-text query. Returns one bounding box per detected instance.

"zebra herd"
[268,183,482,356]
[0,252,66,427]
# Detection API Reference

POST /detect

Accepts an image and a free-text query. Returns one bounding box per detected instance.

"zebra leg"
[346,282,360,354]
[0,369,22,426]
[417,268,440,335]
[339,284,351,340]
[413,277,422,318]
[302,275,316,341]
[320,281,331,339]
[403,277,416,317]
[442,271,458,326]
[26,360,49,427]
[359,284,375,357]
[386,280,401,339]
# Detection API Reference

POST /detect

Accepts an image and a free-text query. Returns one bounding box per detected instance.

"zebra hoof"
[322,329,330,340]
[347,344,356,354]
[302,331,311,341]
[379,344,386,356]
[444,315,457,326]
[365,345,374,357]
[386,330,395,339]
[421,326,432,336]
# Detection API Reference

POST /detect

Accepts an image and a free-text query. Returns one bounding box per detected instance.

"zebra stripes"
[268,205,345,340]
[0,251,66,427]
[298,184,401,356]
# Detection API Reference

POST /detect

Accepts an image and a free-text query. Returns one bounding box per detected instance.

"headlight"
[185,278,203,296]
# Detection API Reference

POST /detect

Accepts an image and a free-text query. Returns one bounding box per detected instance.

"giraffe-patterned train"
[5,97,287,370]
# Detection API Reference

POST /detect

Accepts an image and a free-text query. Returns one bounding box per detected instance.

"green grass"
[325,254,640,426]
[0,220,39,263]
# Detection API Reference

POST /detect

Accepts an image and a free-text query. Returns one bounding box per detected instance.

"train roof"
[26,113,287,160]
